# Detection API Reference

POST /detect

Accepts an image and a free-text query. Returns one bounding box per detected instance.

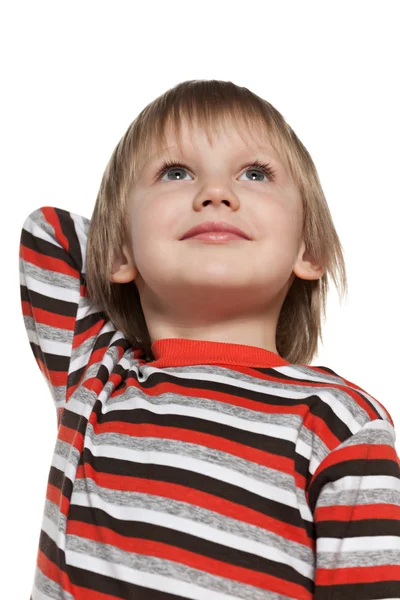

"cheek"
[134,196,182,243]
[130,206,177,270]
[257,203,299,240]
[274,218,299,243]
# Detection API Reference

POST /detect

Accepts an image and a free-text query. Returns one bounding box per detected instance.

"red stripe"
[46,481,70,518]
[58,421,84,451]
[20,244,79,280]
[41,207,71,257]
[316,502,400,522]
[316,563,400,586]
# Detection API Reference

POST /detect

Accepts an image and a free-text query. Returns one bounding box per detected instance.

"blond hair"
[85,79,348,365]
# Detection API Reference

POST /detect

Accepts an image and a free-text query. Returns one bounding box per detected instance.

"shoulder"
[303,362,395,433]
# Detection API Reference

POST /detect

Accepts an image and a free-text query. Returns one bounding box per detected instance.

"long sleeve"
[307,415,400,599]
[19,206,109,427]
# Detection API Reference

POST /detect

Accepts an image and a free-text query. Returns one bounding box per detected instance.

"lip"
[180,221,251,241]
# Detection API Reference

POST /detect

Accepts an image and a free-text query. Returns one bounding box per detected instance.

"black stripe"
[314,579,400,600]
[317,516,400,538]
[38,527,67,572]
[48,466,73,500]
[62,407,87,434]
[21,285,78,318]
[73,311,108,337]
[54,208,84,274]
[67,363,87,389]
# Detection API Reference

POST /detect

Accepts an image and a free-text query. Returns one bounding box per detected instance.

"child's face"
[111,118,321,330]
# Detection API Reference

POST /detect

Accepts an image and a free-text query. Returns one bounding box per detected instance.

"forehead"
[138,118,283,172]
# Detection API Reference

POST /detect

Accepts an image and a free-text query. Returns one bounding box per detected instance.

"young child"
[19,79,400,600]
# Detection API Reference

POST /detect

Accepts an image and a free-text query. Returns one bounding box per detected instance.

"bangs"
[130,80,292,183]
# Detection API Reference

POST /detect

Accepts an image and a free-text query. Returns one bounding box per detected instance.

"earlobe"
[110,265,137,284]
[294,263,324,281]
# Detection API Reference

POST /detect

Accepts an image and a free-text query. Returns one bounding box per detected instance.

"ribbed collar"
[147,338,290,368]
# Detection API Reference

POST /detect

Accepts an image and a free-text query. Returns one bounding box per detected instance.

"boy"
[20,79,400,599]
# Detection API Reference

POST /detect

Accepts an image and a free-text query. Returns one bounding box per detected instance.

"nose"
[194,184,240,211]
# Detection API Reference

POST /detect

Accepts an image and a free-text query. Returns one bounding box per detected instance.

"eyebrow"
[137,148,178,178]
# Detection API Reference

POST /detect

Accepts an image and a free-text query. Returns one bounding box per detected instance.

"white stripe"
[321,474,400,494]
[21,271,79,303]
[71,491,314,579]
[70,213,88,275]
[317,535,400,553]
[295,437,313,462]
[69,348,93,373]
[67,395,97,420]
[66,549,244,600]
[41,513,60,549]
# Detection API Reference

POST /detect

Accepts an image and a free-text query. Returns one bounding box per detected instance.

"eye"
[156,161,193,182]
[154,159,276,182]
[239,160,276,182]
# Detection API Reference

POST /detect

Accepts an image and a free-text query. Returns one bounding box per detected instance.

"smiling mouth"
[183,232,249,242]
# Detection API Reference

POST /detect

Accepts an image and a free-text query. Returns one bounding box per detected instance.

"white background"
[1,1,399,596]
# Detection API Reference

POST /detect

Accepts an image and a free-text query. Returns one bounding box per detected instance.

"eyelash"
[154,159,276,182]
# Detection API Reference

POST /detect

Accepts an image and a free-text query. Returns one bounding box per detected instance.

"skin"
[110,118,324,355]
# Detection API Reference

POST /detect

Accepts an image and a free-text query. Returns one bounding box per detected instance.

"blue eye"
[154,159,276,182]
[156,162,193,181]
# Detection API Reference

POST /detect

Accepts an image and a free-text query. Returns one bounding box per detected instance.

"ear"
[292,239,325,281]
[109,243,138,283]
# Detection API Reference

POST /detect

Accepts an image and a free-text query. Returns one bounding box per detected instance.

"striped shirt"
[19,206,400,600]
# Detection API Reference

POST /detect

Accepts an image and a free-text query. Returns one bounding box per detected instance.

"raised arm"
[19,206,108,426]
